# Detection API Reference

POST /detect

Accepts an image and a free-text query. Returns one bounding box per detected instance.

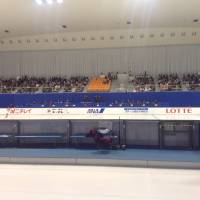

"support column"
[192,121,200,150]
[120,120,126,149]
[68,120,72,147]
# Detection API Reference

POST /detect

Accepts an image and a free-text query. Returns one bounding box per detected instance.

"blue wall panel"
[0,92,200,108]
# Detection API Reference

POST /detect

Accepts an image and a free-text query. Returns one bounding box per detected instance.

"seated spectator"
[182,73,200,90]
[132,72,155,92]
[158,73,181,91]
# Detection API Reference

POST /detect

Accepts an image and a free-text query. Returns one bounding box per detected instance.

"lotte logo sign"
[166,108,192,114]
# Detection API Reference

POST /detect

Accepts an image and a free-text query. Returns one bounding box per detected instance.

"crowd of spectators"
[0,76,89,93]
[158,73,182,91]
[107,72,118,80]
[42,76,89,93]
[1,72,200,94]
[0,76,44,93]
[182,73,200,90]
[131,72,155,92]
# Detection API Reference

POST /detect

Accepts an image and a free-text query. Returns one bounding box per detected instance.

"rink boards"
[0,107,199,120]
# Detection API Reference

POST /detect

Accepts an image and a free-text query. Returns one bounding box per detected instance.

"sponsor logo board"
[166,108,192,114]
[124,107,148,113]
[87,108,105,114]
[6,108,32,118]
[47,108,68,114]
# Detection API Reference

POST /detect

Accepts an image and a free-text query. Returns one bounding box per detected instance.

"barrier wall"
[0,119,198,150]
[0,121,18,134]
[0,91,200,108]
[0,92,199,120]
[126,121,159,147]
[20,120,68,134]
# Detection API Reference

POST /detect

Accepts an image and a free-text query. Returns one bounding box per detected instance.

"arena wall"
[0,44,200,77]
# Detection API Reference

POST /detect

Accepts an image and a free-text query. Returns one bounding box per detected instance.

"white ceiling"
[0,0,200,39]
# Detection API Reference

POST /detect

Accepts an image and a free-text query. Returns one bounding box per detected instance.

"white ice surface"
[0,165,200,200]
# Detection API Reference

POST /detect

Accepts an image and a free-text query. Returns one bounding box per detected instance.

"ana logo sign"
[87,108,105,114]
[166,108,192,114]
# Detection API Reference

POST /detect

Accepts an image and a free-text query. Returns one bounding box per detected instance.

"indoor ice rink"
[1,0,200,199]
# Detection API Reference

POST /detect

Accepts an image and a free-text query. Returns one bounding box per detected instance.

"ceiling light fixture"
[46,0,53,4]
[35,0,43,5]
[57,0,63,4]
[35,0,63,5]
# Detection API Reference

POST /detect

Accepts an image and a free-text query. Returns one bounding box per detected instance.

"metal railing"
[0,82,200,94]
[0,86,85,93]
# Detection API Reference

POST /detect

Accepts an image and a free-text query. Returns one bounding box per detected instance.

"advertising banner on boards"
[0,107,199,120]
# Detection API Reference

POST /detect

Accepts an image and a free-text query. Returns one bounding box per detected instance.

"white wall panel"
[1,45,200,77]
[21,51,56,77]
[0,52,21,78]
